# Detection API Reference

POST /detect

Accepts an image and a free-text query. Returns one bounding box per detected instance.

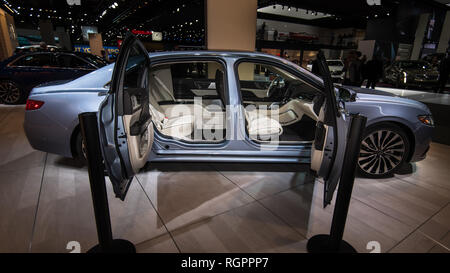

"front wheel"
[0,80,25,104]
[357,124,410,178]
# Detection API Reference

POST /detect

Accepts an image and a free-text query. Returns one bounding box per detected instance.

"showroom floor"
[0,105,449,253]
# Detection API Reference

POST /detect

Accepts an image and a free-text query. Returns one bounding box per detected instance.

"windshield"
[81,54,108,68]
[327,60,343,66]
[400,61,430,70]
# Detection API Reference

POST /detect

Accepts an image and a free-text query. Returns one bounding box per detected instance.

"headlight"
[402,72,407,83]
[418,115,434,126]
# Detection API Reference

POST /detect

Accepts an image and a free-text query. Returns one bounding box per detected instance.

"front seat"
[245,108,283,141]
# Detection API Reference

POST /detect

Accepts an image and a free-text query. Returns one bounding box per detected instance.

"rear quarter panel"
[24,90,106,157]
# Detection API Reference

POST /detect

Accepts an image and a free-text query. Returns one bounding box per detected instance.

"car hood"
[349,87,431,113]
[402,68,438,75]
[30,63,115,94]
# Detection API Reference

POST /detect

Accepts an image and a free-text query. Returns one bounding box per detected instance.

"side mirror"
[338,87,356,102]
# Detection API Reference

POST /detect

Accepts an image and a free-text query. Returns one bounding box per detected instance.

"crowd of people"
[341,50,383,89]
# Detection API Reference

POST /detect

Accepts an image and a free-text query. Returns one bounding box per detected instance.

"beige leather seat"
[245,109,283,141]
[148,67,228,141]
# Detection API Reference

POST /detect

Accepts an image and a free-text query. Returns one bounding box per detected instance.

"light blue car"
[24,36,434,196]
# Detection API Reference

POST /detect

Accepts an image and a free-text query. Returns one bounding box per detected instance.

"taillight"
[25,99,44,111]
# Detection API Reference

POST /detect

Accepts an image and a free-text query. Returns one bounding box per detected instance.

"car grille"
[415,74,438,81]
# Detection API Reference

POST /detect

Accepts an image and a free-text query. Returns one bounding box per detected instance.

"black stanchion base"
[307,235,357,253]
[87,239,136,253]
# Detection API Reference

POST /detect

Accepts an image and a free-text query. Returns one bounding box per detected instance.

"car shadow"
[139,162,316,238]
[354,162,415,179]
[53,157,85,169]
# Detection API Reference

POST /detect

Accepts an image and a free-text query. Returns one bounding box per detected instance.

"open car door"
[310,51,350,207]
[98,34,153,200]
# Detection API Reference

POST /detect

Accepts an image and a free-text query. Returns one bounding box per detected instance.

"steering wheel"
[266,76,283,98]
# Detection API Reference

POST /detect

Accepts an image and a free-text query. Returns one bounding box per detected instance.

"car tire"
[357,123,410,179]
[75,131,87,165]
[0,80,26,105]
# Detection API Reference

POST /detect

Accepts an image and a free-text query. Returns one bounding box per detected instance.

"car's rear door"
[310,51,350,206]
[98,34,153,200]
[8,53,56,90]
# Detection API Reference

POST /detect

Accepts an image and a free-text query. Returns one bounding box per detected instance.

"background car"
[327,59,345,82]
[15,44,60,53]
[0,51,108,104]
[24,51,434,179]
[383,60,439,90]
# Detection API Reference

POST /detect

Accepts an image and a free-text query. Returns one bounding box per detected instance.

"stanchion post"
[79,112,135,253]
[307,114,367,253]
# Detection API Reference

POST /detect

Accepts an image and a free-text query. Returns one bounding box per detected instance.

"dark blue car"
[0,51,108,104]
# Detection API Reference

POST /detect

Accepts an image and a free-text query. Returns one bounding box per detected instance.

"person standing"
[365,56,383,89]
[438,52,450,93]
[101,49,110,63]
[343,51,359,86]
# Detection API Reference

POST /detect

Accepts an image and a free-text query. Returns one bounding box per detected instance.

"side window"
[12,54,53,67]
[123,46,148,91]
[57,55,92,69]
[150,61,225,102]
[237,62,318,102]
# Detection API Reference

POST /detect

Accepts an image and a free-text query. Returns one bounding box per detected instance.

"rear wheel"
[357,123,410,178]
[75,131,87,165]
[0,80,25,104]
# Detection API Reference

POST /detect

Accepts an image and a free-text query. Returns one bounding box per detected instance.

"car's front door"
[98,34,153,200]
[310,51,350,207]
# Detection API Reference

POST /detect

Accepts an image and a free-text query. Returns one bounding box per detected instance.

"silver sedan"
[24,49,433,180]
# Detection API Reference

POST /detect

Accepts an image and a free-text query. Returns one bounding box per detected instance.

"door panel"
[98,34,152,200]
[311,51,350,207]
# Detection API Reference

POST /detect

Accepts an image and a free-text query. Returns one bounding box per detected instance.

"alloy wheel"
[358,130,406,175]
[0,81,21,104]
[81,138,87,160]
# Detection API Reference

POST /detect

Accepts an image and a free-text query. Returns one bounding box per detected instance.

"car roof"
[148,50,284,61]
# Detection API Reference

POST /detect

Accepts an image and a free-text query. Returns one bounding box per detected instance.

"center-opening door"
[310,51,350,207]
[98,34,153,200]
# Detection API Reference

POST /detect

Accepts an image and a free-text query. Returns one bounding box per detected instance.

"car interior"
[146,61,227,142]
[237,62,322,143]
[141,60,324,144]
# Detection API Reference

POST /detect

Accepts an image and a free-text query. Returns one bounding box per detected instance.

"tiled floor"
[0,105,449,253]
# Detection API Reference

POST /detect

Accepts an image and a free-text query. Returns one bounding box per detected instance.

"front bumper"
[410,123,434,162]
